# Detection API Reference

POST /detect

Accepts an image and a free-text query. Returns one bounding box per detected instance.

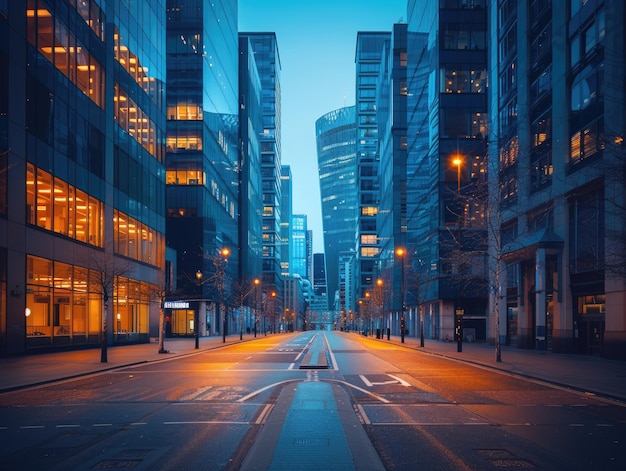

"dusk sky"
[238,0,407,253]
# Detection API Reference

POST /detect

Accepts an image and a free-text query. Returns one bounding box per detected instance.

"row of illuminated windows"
[114,83,161,161]
[361,247,380,258]
[114,24,162,104]
[26,164,163,269]
[113,210,164,269]
[27,1,104,108]
[441,68,487,94]
[26,255,153,339]
[166,169,205,185]
[27,163,103,247]
[167,103,203,120]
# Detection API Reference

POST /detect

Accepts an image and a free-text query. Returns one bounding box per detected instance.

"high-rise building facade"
[291,214,308,279]
[355,33,389,311]
[406,0,488,342]
[377,23,408,316]
[489,0,626,359]
[1,1,167,354]
[315,106,358,310]
[165,0,240,337]
[241,33,283,300]
[280,165,292,277]
[238,35,263,283]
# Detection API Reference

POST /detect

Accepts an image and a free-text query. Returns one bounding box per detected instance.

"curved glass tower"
[315,106,358,311]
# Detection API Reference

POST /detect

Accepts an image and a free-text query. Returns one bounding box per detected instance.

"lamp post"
[395,247,406,343]
[216,247,230,343]
[452,155,463,352]
[270,291,276,333]
[195,269,202,349]
[253,278,260,337]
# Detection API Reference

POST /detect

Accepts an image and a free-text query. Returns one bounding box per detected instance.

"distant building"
[315,106,358,313]
[291,215,308,278]
[280,165,292,278]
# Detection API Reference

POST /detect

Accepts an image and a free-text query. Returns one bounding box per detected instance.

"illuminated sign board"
[163,301,190,309]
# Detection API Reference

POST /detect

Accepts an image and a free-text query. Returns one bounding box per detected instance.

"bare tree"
[231,277,260,340]
[87,253,132,363]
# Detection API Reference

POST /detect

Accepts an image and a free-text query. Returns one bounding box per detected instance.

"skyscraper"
[291,214,308,279]
[1,1,167,353]
[166,0,240,336]
[377,23,408,316]
[238,35,263,282]
[240,33,283,300]
[407,0,488,342]
[315,106,358,310]
[280,165,292,278]
[355,32,389,314]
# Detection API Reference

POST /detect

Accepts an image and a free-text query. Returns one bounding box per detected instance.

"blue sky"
[238,0,407,253]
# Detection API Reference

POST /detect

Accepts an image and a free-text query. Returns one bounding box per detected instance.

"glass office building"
[238,35,263,284]
[355,33,389,310]
[1,1,167,353]
[377,24,408,320]
[291,214,308,279]
[280,165,292,278]
[165,0,240,337]
[240,33,283,301]
[407,0,488,342]
[315,106,358,311]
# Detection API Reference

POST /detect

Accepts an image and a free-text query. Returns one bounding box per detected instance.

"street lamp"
[376,278,387,340]
[395,247,406,343]
[365,291,371,336]
[270,291,276,334]
[217,247,230,343]
[195,269,202,349]
[254,278,260,337]
[452,156,464,352]
[453,155,462,193]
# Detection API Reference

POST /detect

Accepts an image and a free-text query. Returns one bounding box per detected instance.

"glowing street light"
[195,269,203,349]
[395,247,406,343]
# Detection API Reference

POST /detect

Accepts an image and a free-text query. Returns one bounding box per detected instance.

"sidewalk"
[0,334,254,393]
[1,332,625,404]
[378,334,626,403]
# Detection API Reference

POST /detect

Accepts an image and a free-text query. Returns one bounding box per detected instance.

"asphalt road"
[1,331,624,470]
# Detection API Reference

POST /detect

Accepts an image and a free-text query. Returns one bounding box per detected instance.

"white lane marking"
[93,424,112,427]
[360,375,374,387]
[359,374,411,387]
[387,374,411,387]
[237,379,296,402]
[20,425,44,429]
[56,424,80,428]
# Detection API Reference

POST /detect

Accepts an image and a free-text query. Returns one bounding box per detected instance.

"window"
[570,120,603,163]
[361,247,379,258]
[26,164,103,246]
[569,190,603,273]
[360,234,377,245]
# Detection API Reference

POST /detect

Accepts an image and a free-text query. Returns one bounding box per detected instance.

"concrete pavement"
[1,332,625,404]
